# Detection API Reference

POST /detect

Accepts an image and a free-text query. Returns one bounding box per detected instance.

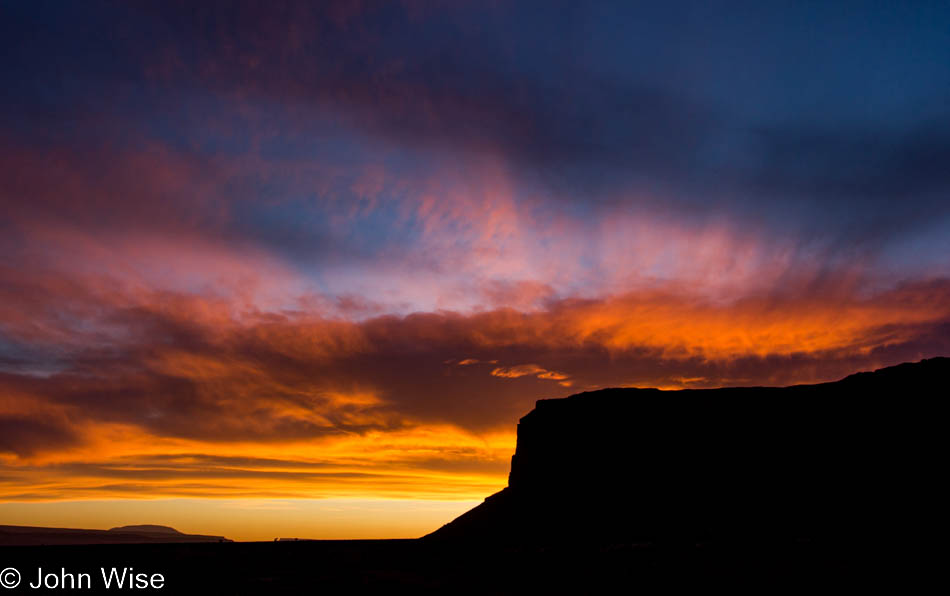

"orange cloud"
[2,138,949,529]
[491,364,571,387]
[455,358,497,366]
[0,422,515,502]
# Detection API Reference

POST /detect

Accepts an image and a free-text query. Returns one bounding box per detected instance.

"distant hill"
[427,357,945,545]
[109,524,182,535]
[0,524,230,546]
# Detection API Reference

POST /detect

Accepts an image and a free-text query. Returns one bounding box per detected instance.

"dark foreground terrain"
[429,357,944,546]
[0,538,897,594]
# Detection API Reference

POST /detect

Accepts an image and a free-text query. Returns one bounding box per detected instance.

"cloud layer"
[1,1,949,519]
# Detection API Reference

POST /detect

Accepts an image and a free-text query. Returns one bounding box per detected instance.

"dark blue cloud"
[3,0,949,260]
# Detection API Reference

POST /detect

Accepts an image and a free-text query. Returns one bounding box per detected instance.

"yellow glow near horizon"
[0,498,483,541]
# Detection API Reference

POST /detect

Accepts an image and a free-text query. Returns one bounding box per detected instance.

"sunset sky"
[2,1,950,540]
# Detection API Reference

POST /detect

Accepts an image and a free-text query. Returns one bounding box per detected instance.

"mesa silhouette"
[0,524,230,546]
[2,360,938,592]
[427,357,944,545]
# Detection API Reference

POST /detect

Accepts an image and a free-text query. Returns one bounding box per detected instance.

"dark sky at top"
[4,1,950,257]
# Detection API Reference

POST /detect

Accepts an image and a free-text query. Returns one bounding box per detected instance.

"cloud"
[0,415,79,457]
[2,1,950,508]
[0,420,516,501]
[3,268,948,448]
[454,358,497,366]
[6,1,950,257]
[491,364,570,384]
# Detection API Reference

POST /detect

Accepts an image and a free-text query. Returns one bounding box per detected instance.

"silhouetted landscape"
[0,524,230,546]
[3,358,939,592]
[427,357,944,546]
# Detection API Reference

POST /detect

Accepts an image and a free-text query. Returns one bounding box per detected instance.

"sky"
[1,1,949,540]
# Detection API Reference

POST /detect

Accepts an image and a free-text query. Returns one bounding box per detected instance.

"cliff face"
[427,357,946,544]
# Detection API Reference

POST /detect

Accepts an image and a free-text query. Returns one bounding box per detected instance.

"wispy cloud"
[491,364,572,386]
